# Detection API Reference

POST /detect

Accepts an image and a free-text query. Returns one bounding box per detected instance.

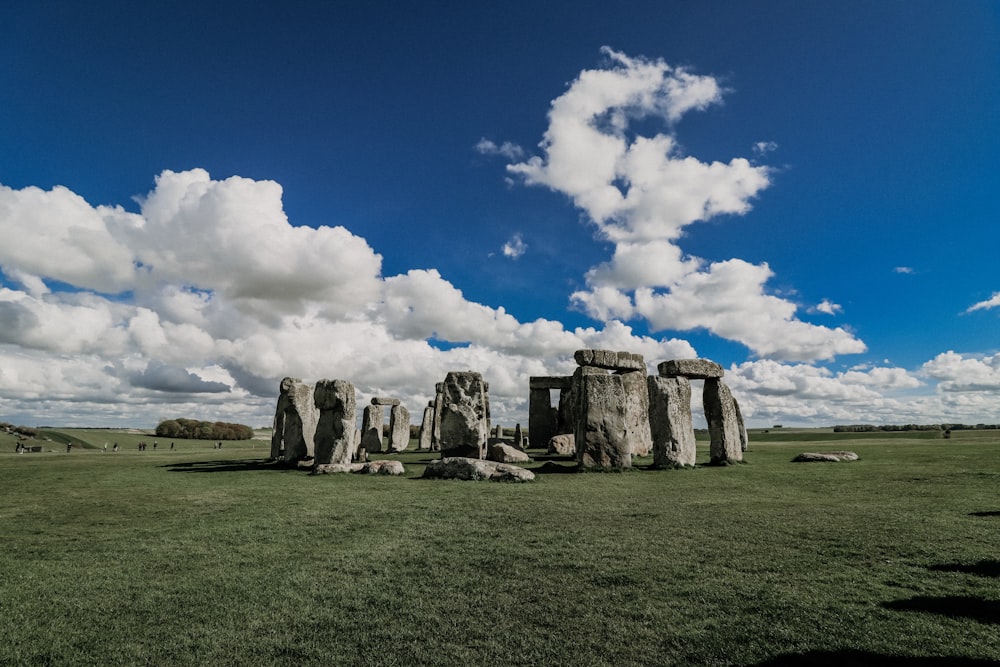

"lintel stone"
[657,358,724,379]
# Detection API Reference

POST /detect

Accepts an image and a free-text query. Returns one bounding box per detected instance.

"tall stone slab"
[529,388,558,449]
[734,398,749,452]
[514,423,524,450]
[439,371,490,459]
[620,370,652,457]
[388,404,410,452]
[648,375,696,467]
[704,378,743,465]
[313,379,358,468]
[270,377,319,463]
[575,370,631,469]
[431,382,444,451]
[418,404,434,449]
[360,404,384,454]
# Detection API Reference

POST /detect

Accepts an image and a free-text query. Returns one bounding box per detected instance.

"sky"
[1,1,999,429]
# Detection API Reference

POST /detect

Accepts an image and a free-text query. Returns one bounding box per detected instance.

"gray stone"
[357,460,406,475]
[792,451,859,463]
[313,379,358,467]
[547,433,576,457]
[493,424,503,439]
[422,457,534,482]
[418,405,434,449]
[648,375,696,467]
[439,371,490,459]
[431,382,444,451]
[574,349,645,372]
[270,377,319,463]
[621,370,652,457]
[388,404,410,452]
[575,371,631,469]
[734,398,749,452]
[529,386,559,449]
[371,397,401,406]
[311,462,362,474]
[657,358,724,379]
[529,376,573,391]
[360,404,384,454]
[704,378,743,465]
[487,443,531,464]
[513,423,524,450]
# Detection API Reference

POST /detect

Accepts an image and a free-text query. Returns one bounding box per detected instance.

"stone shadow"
[929,560,1000,578]
[163,459,288,473]
[883,595,1000,624]
[969,510,1000,517]
[751,650,1000,666]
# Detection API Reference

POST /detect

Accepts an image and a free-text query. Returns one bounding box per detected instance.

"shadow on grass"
[969,510,1000,517]
[929,560,1000,578]
[751,650,1000,666]
[163,459,289,473]
[883,595,1000,624]
[532,461,581,475]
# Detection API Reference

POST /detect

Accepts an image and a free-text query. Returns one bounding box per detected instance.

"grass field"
[2,428,1000,665]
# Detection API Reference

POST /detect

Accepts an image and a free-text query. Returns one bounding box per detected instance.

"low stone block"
[792,451,859,462]
[357,460,406,475]
[487,443,531,464]
[371,397,401,406]
[547,433,576,456]
[574,349,645,372]
[422,457,534,482]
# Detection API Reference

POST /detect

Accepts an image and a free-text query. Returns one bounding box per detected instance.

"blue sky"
[1,1,999,428]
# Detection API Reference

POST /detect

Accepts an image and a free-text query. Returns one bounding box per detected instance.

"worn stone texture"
[657,358,724,379]
[547,433,576,457]
[734,398,749,452]
[371,397,401,406]
[487,443,531,464]
[529,387,558,449]
[439,371,490,459]
[513,423,524,450]
[313,379,358,467]
[418,405,434,449]
[270,377,319,463]
[358,460,406,475]
[388,404,410,452]
[575,371,631,469]
[529,376,573,391]
[422,457,534,482]
[704,378,743,465]
[620,370,652,457]
[360,404,384,454]
[648,375,696,467]
[574,349,645,372]
[792,451,859,463]
[431,382,444,451]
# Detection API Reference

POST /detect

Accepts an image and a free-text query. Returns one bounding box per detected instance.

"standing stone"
[493,424,503,440]
[361,404,384,454]
[418,405,434,449]
[733,398,749,452]
[513,423,524,451]
[431,382,444,451]
[575,370,631,469]
[648,375,696,467]
[270,377,319,463]
[620,370,652,457]
[439,371,490,459]
[704,378,743,465]
[388,404,410,452]
[529,387,558,449]
[313,379,358,469]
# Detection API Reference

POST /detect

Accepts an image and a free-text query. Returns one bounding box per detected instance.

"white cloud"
[894,266,915,274]
[475,138,525,161]
[811,299,843,315]
[502,233,527,259]
[922,351,1000,392]
[966,292,1000,313]
[753,141,778,155]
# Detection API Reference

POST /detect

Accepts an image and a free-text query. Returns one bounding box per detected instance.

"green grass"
[3,431,1000,665]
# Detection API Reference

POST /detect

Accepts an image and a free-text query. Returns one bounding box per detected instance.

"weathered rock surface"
[418,405,434,449]
[313,379,358,466]
[439,371,490,459]
[431,382,444,451]
[529,376,573,391]
[422,457,534,482]
[487,443,531,464]
[547,433,576,456]
[575,371,631,469]
[358,460,406,475]
[271,377,319,463]
[648,375,696,467]
[657,358,724,379]
[734,398,749,452]
[621,370,652,457]
[371,397,401,406]
[513,423,524,450]
[312,462,361,474]
[574,349,645,372]
[792,451,859,463]
[529,386,559,449]
[704,378,743,465]
[388,404,410,452]
[360,404,384,454]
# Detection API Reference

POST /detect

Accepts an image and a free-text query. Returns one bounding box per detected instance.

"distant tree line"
[833,423,1000,432]
[155,418,253,440]
[1,422,38,437]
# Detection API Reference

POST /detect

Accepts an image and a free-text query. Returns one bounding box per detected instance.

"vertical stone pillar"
[313,379,357,468]
[620,370,652,457]
[648,375,696,467]
[418,403,434,450]
[270,377,319,463]
[529,387,557,449]
[431,382,444,451]
[493,424,503,440]
[704,378,743,465]
[574,368,631,469]
[513,423,524,450]
[388,404,410,452]
[439,371,490,459]
[360,404,384,454]
[733,398,749,452]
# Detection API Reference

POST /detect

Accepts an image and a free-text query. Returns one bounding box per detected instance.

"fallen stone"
[422,457,534,482]
[487,443,531,464]
[792,451,859,463]
[657,358,724,379]
[547,433,576,456]
[312,462,364,474]
[357,460,406,475]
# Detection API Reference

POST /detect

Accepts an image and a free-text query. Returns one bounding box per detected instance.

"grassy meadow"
[2,427,1000,665]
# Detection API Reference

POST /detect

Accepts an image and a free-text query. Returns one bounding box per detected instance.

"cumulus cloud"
[507,48,864,362]
[810,299,843,315]
[502,233,527,259]
[128,360,231,393]
[475,138,525,161]
[922,351,1000,392]
[753,141,778,155]
[966,292,1000,313]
